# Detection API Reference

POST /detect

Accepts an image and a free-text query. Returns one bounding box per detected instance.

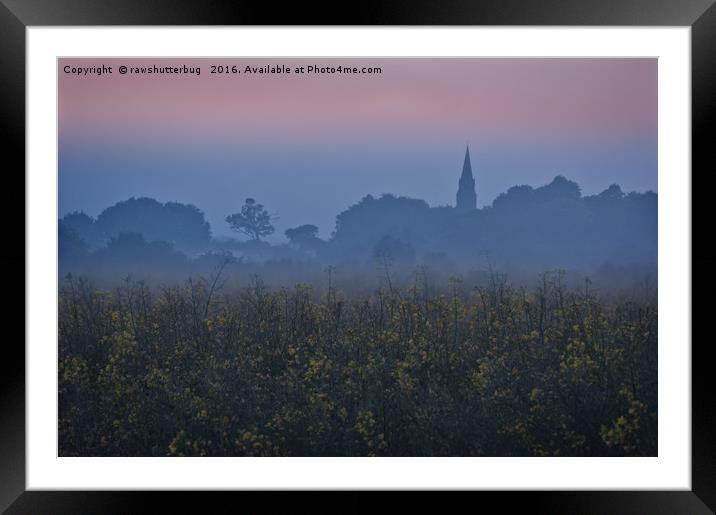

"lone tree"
[225,198,275,241]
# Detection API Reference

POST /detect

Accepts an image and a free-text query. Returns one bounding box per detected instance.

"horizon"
[60,168,654,244]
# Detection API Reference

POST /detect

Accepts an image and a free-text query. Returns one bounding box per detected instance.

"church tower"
[456,145,476,212]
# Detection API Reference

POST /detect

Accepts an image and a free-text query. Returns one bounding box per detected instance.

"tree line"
[59,176,657,279]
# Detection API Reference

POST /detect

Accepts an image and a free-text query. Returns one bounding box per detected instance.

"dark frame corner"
[2,0,714,513]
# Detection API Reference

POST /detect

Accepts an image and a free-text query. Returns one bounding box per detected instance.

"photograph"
[57,57,658,457]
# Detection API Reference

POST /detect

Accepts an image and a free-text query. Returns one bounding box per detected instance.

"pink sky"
[59,58,656,145]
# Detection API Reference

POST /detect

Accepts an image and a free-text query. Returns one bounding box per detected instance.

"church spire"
[456,144,476,212]
[461,145,472,180]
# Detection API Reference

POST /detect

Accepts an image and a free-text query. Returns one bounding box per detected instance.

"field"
[58,270,657,456]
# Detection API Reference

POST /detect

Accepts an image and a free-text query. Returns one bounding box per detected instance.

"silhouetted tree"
[95,197,211,252]
[60,211,101,249]
[226,198,275,241]
[599,184,624,199]
[535,175,581,202]
[285,224,325,253]
[328,194,433,260]
[285,224,318,243]
[491,185,535,210]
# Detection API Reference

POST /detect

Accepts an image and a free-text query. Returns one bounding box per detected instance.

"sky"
[59,58,657,241]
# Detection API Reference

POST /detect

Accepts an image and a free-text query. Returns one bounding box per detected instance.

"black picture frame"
[1,1,713,512]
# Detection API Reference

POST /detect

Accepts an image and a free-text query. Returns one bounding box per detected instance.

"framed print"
[2,0,714,512]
